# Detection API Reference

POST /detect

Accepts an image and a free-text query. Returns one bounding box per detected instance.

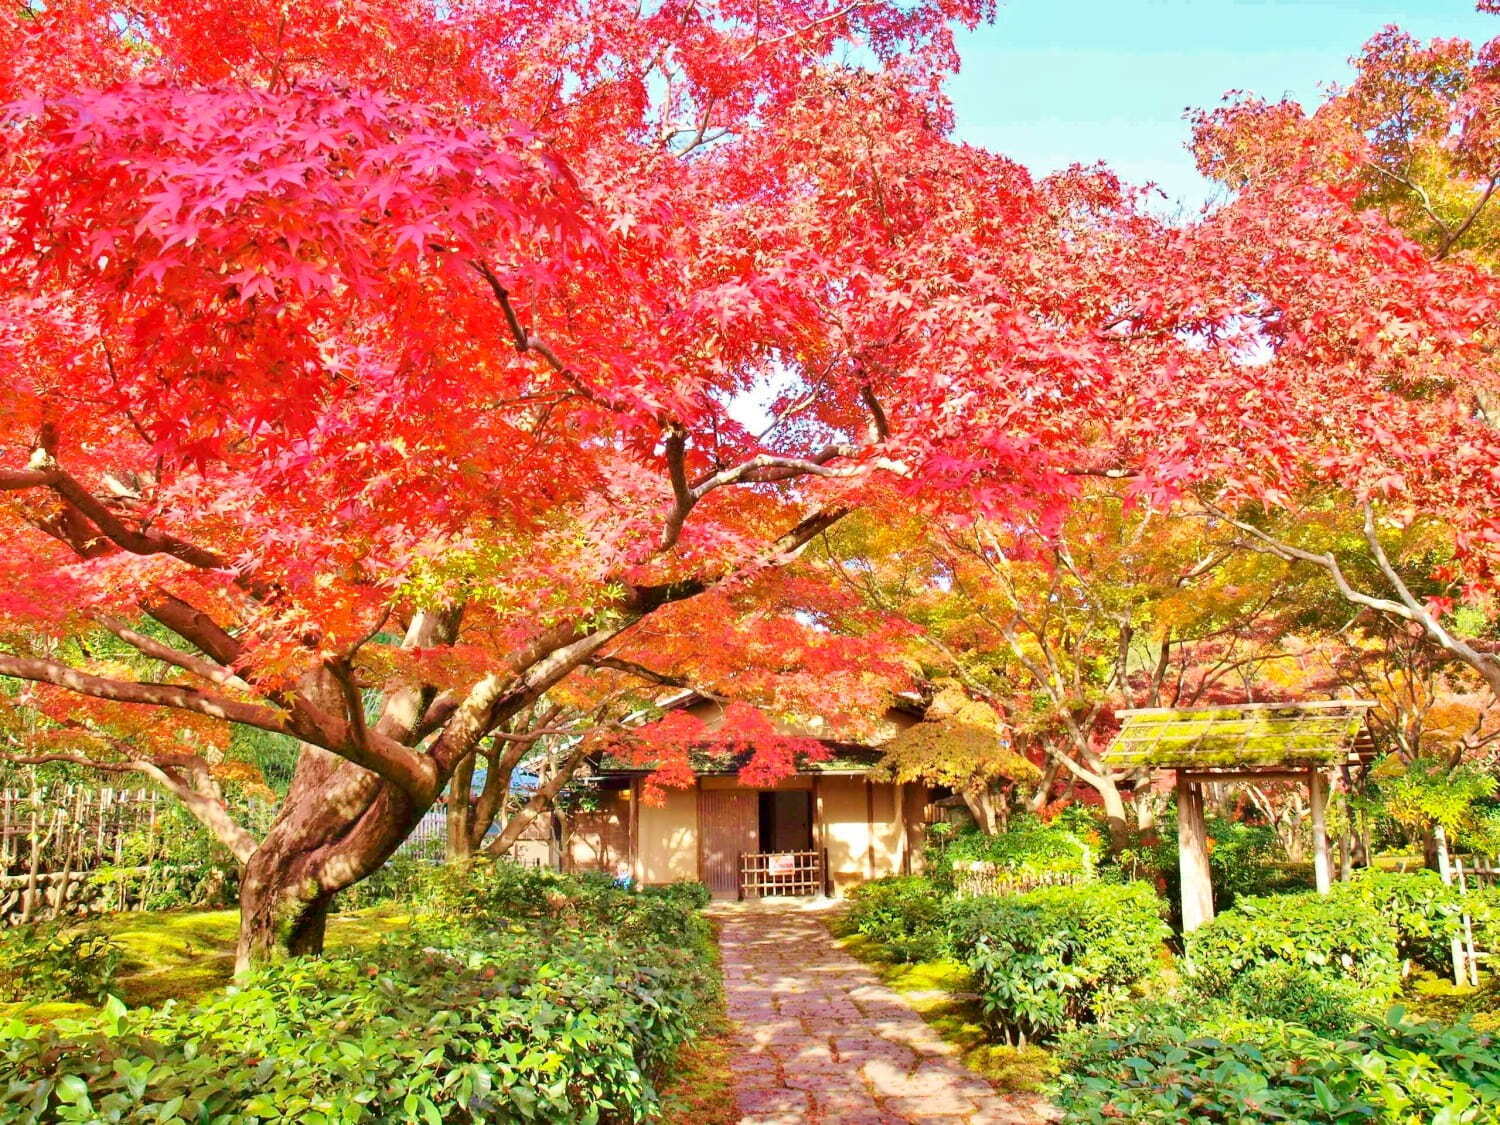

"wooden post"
[628,778,642,886]
[1176,773,1214,933]
[813,775,827,896]
[1309,769,1332,895]
[864,777,876,881]
[1433,824,1467,986]
[1456,858,1480,988]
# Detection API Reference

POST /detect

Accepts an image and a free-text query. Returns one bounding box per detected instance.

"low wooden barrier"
[739,850,825,898]
[950,861,1090,899]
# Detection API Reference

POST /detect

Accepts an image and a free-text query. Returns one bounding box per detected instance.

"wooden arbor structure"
[1104,700,1376,932]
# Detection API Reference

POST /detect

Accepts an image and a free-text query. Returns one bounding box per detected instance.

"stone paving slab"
[708,902,1058,1124]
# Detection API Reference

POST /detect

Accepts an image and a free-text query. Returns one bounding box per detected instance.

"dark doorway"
[758,790,813,853]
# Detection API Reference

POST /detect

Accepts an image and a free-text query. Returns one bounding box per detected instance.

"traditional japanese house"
[564,696,936,899]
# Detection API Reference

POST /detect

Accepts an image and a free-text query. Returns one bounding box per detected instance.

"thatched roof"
[1103,700,1376,773]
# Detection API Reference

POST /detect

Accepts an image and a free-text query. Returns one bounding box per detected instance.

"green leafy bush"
[1055,1004,1500,1124]
[1332,869,1466,974]
[843,876,948,962]
[1186,890,1402,999]
[926,819,1094,891]
[1114,815,1313,914]
[0,921,121,1004]
[947,881,1168,1044]
[1225,962,1379,1036]
[0,863,716,1124]
[639,880,712,911]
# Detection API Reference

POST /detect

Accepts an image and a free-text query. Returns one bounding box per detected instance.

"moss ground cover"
[829,923,1057,1097]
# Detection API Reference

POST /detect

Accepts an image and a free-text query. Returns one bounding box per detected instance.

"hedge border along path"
[711,901,1056,1124]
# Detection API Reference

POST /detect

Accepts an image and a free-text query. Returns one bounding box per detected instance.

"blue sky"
[947,1,1497,209]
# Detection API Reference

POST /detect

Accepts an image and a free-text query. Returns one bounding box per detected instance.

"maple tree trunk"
[234,745,423,975]
[1097,779,1130,853]
[960,783,999,835]
[446,753,477,863]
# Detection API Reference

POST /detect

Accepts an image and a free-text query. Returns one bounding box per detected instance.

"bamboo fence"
[951,861,1091,899]
[0,786,175,925]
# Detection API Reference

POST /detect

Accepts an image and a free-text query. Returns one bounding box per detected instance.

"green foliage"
[843,876,949,962]
[1225,962,1380,1037]
[333,854,435,912]
[947,881,1168,1044]
[925,818,1094,892]
[1112,814,1312,914]
[1334,870,1466,974]
[1186,890,1402,1000]
[639,881,712,911]
[1373,756,1500,853]
[1054,1003,1500,1124]
[0,922,121,1005]
[0,863,716,1124]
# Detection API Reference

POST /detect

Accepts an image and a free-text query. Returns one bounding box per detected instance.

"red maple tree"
[1,0,1496,966]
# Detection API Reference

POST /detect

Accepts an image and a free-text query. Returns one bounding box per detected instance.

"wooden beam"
[897,783,911,876]
[695,781,705,885]
[1179,769,1319,783]
[865,777,876,881]
[813,775,826,895]
[1118,699,1377,717]
[1176,772,1215,933]
[1309,769,1331,894]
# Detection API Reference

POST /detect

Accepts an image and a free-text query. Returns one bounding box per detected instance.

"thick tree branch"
[1203,500,1500,698]
[0,651,292,731]
[94,613,252,693]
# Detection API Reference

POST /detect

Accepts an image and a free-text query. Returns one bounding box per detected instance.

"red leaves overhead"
[1,0,1498,788]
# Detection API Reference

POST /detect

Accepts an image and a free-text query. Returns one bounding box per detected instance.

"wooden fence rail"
[739,850,824,898]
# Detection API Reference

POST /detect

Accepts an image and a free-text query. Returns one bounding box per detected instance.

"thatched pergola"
[1104,700,1376,931]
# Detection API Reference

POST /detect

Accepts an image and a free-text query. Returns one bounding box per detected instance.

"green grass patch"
[2,905,413,1018]
[829,920,1056,1095]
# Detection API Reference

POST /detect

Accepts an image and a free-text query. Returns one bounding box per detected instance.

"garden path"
[710,901,1057,1125]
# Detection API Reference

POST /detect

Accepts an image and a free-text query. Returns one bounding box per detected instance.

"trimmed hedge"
[843,876,949,962]
[926,819,1094,891]
[1186,889,1402,1000]
[948,881,1168,1044]
[0,863,716,1124]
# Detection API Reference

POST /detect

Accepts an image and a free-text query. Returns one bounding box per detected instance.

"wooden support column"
[813,775,827,895]
[629,777,642,885]
[865,777,876,881]
[1176,772,1214,933]
[1309,769,1331,894]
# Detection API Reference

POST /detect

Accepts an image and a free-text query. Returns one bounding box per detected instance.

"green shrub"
[1114,815,1313,914]
[639,880,712,910]
[1054,1004,1500,1124]
[0,863,716,1124]
[948,881,1168,1044]
[843,876,949,962]
[1186,890,1401,1000]
[0,921,122,1005]
[927,819,1094,892]
[1226,962,1379,1036]
[1332,869,1466,974]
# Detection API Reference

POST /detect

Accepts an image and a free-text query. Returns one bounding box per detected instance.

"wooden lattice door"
[698,790,758,897]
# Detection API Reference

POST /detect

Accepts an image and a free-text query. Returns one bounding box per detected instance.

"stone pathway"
[711,901,1057,1124]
